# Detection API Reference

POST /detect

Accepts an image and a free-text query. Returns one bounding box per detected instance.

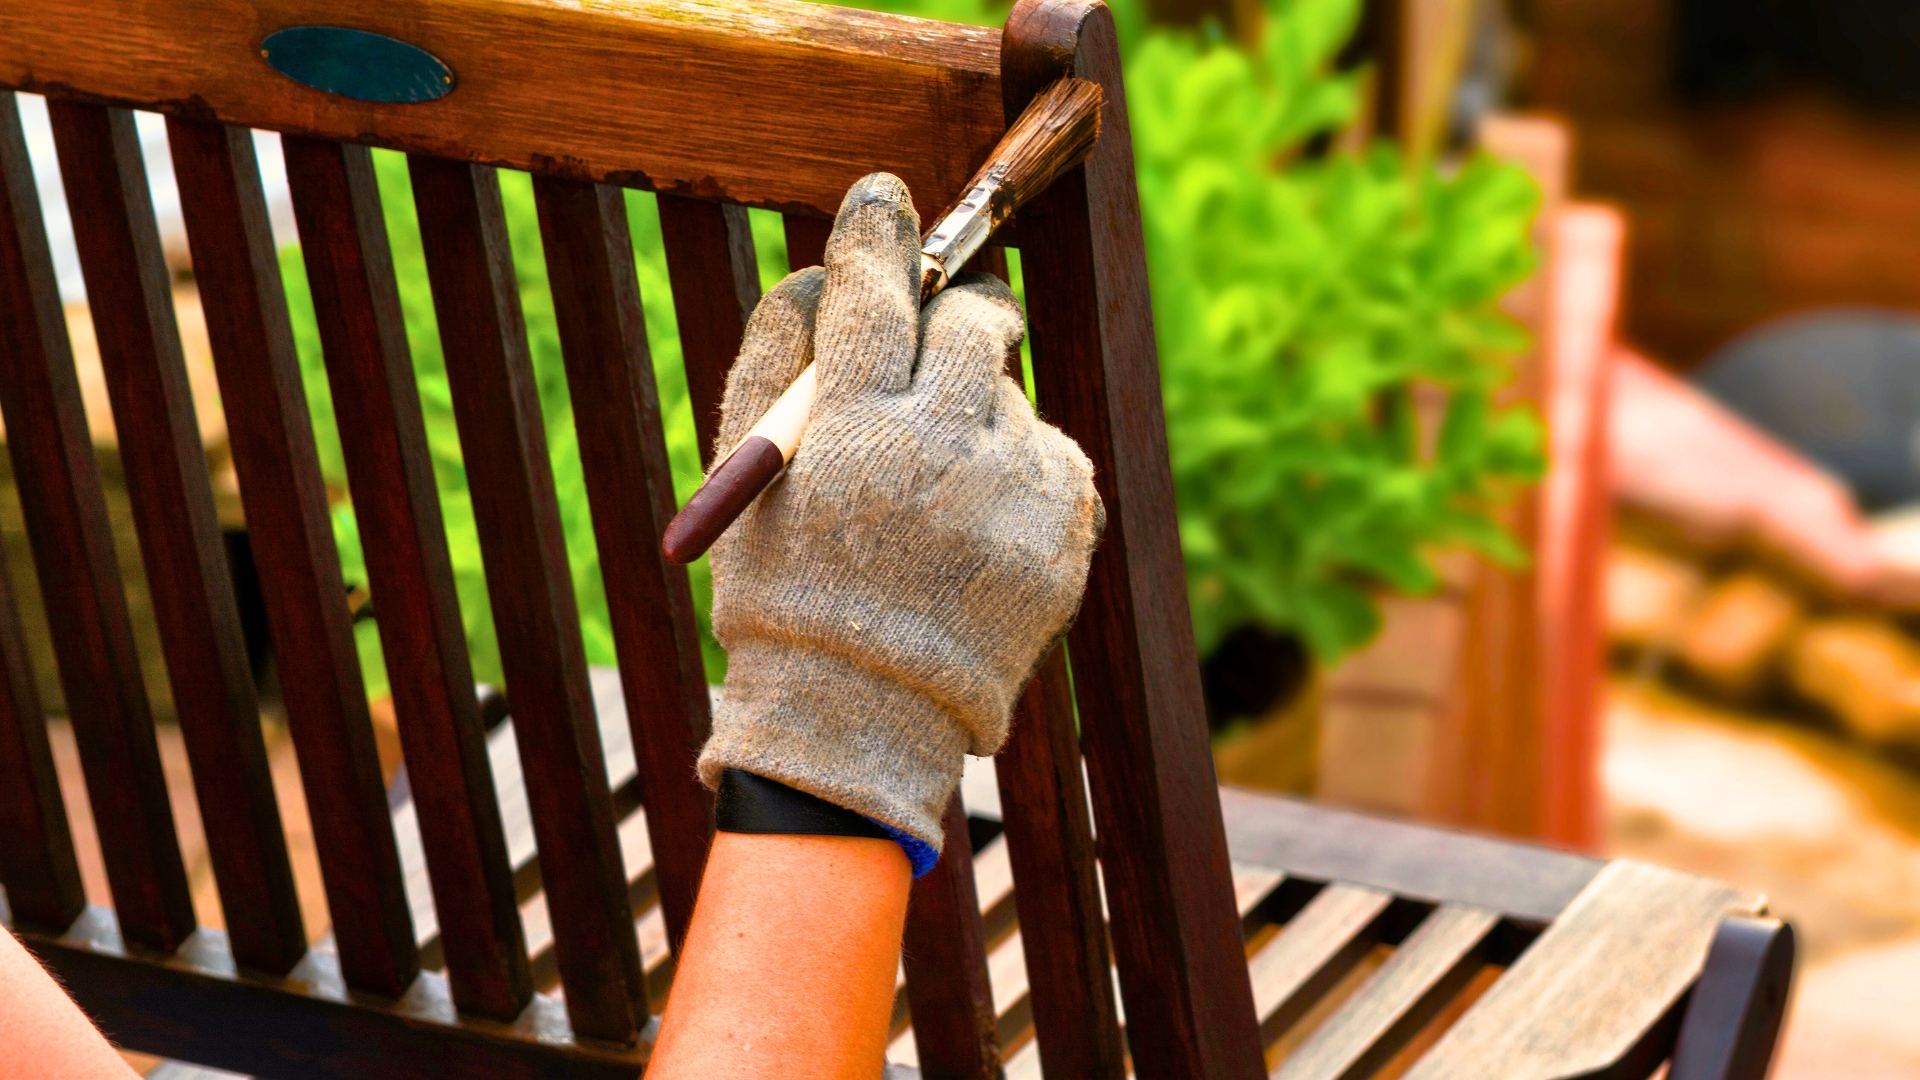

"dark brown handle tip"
[662,436,787,564]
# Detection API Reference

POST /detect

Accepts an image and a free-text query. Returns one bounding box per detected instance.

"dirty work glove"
[696,173,1104,866]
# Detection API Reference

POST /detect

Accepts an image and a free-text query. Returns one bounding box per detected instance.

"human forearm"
[0,924,138,1079]
[646,831,910,1078]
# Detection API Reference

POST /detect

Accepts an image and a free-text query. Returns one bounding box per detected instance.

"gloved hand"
[696,173,1104,855]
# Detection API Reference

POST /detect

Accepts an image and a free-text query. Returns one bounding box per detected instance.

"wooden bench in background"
[0,0,1791,1076]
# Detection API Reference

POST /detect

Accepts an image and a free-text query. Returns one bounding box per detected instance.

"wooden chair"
[0,1,1793,1077]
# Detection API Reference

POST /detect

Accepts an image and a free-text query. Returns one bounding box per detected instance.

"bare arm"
[0,924,138,1079]
[646,832,911,1078]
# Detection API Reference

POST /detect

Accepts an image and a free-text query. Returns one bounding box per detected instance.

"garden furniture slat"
[901,795,1002,1078]
[167,116,422,996]
[0,96,195,956]
[52,99,309,976]
[782,213,834,273]
[655,193,760,464]
[281,134,533,1022]
[1249,884,1397,1045]
[535,175,718,955]
[408,154,648,1042]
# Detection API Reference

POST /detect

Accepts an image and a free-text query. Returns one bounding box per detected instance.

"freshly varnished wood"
[51,99,307,976]
[1272,904,1499,1080]
[409,154,644,1043]
[783,213,833,273]
[901,794,1001,1079]
[18,907,653,1080]
[1220,787,1602,927]
[993,646,1125,1079]
[167,116,420,997]
[0,95,193,956]
[0,104,83,930]
[1248,884,1397,1045]
[1404,861,1764,1080]
[534,176,715,954]
[0,0,1003,222]
[1669,917,1795,1080]
[282,135,531,1021]
[1005,1,1266,1075]
[656,194,759,464]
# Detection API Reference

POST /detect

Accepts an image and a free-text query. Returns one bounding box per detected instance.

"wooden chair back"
[0,0,1271,1074]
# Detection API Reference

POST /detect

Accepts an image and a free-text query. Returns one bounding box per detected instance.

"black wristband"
[714,769,893,841]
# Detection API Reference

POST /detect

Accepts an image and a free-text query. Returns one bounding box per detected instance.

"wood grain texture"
[0,103,83,929]
[167,116,419,997]
[656,194,759,464]
[1271,905,1498,1080]
[1668,917,1796,1080]
[283,136,530,1021]
[19,906,653,1080]
[901,794,1001,1079]
[993,645,1125,1079]
[1004,1,1266,1075]
[52,99,307,976]
[409,154,643,1043]
[1220,787,1602,926]
[0,0,1002,221]
[1403,861,1764,1080]
[1248,884,1396,1046]
[0,95,194,956]
[534,176,714,955]
[782,213,834,273]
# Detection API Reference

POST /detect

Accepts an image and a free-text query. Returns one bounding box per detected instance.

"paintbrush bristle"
[976,77,1105,212]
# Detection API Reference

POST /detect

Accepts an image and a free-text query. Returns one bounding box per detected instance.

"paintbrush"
[661,76,1105,565]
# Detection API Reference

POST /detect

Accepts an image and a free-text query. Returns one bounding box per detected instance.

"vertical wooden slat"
[655,193,759,464]
[782,213,832,273]
[408,155,642,1043]
[1003,1,1267,1076]
[167,117,419,995]
[49,100,306,975]
[994,645,1125,1079]
[0,96,86,936]
[901,794,1001,1080]
[281,136,531,1021]
[0,95,194,956]
[533,176,713,957]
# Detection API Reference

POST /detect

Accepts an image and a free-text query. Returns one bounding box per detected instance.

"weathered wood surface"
[0,0,1004,221]
[168,116,421,997]
[1248,884,1395,1045]
[0,94,195,956]
[1402,861,1764,1080]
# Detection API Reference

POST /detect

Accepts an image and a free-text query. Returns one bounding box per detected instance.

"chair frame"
[0,1,1791,1078]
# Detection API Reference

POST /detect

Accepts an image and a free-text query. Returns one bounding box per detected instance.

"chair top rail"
[0,0,1006,220]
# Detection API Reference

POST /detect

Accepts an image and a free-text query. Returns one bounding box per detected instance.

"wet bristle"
[975,77,1105,212]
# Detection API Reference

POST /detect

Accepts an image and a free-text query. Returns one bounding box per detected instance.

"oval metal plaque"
[261,26,453,104]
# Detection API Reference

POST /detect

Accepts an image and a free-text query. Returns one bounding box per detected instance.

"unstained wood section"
[0,0,1004,221]
[0,96,194,956]
[901,794,1001,1079]
[52,99,307,976]
[1249,884,1396,1045]
[1404,861,1763,1080]
[1006,2,1266,1075]
[534,176,715,955]
[994,645,1125,1078]
[656,194,759,465]
[167,117,420,995]
[409,154,643,1043]
[283,136,530,1021]
[1272,904,1498,1080]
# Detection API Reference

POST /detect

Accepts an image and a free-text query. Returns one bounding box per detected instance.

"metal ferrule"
[919,175,1003,301]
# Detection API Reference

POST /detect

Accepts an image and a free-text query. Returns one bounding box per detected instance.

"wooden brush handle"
[661,78,1102,565]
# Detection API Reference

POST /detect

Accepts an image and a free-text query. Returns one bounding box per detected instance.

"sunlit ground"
[1605,677,1920,1077]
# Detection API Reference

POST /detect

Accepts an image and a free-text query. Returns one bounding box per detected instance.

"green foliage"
[276,0,1542,698]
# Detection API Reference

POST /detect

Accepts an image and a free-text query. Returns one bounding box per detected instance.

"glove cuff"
[697,639,970,851]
